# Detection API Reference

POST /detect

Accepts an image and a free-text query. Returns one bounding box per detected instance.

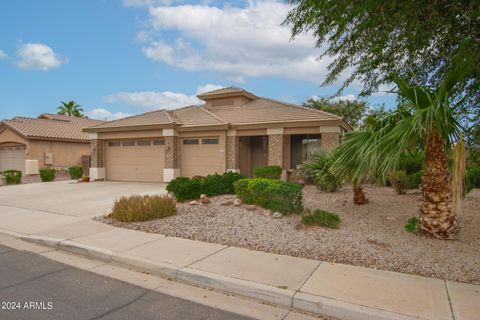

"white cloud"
[330,94,358,102]
[0,49,7,59]
[16,43,66,71]
[86,108,131,121]
[103,84,224,110]
[139,1,334,84]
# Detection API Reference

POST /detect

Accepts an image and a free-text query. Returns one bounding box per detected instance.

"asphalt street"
[0,244,254,320]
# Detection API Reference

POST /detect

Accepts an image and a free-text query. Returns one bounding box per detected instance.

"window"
[122,141,135,147]
[202,138,219,145]
[108,141,120,147]
[183,139,199,145]
[290,134,322,168]
[137,140,151,146]
[153,139,165,145]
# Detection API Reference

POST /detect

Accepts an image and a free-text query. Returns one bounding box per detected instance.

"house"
[84,87,351,182]
[0,114,103,174]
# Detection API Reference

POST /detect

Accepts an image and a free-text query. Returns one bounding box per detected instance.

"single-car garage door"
[106,139,165,182]
[180,137,224,177]
[0,145,26,173]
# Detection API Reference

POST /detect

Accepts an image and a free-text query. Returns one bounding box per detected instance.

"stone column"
[267,128,287,180]
[226,129,240,172]
[163,128,180,182]
[89,133,105,180]
[320,126,341,151]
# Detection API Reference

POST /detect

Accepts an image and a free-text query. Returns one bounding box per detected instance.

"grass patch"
[111,195,176,222]
[301,209,340,229]
[404,216,420,233]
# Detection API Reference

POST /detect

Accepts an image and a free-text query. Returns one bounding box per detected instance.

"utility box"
[44,152,54,166]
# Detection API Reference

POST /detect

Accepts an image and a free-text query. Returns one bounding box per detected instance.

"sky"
[0,0,396,121]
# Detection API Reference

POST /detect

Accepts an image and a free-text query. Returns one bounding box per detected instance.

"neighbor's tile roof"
[1,114,103,142]
[209,97,342,125]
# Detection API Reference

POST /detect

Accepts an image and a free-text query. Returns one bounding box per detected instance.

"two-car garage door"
[106,139,165,182]
[0,145,26,173]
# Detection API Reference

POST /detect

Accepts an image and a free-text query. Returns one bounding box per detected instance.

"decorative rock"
[245,205,256,211]
[220,200,234,206]
[200,194,207,199]
[262,210,272,217]
[189,200,197,205]
[273,212,283,219]
[233,199,242,206]
[200,196,211,205]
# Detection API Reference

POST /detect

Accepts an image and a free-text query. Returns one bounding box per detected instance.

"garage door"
[0,145,26,173]
[106,139,165,182]
[180,137,223,177]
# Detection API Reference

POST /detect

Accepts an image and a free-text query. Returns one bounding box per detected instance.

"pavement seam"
[444,280,456,320]
[88,290,150,320]
[184,245,230,269]
[0,204,81,218]
[0,266,69,291]
[291,261,322,309]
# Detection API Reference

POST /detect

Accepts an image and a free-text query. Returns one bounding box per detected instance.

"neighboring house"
[84,87,351,182]
[0,114,103,174]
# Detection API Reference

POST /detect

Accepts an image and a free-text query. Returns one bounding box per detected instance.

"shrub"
[166,172,244,202]
[1,170,22,185]
[389,170,408,194]
[467,167,480,188]
[407,171,423,189]
[234,178,303,214]
[39,167,56,182]
[399,151,424,175]
[301,209,340,229]
[404,216,420,233]
[111,195,176,222]
[253,165,282,180]
[68,166,84,179]
[303,151,340,192]
[464,169,476,197]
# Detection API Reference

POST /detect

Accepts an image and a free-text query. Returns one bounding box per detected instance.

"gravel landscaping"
[98,185,480,284]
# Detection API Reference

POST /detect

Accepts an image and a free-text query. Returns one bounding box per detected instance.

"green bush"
[389,170,408,194]
[464,169,476,196]
[467,167,480,188]
[407,171,423,189]
[399,151,424,175]
[1,170,22,185]
[166,172,244,202]
[68,166,84,179]
[404,216,420,233]
[303,151,340,192]
[301,209,340,229]
[39,167,56,182]
[253,165,282,180]
[234,178,303,214]
[111,195,176,222]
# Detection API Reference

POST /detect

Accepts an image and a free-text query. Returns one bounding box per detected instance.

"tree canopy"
[57,100,85,117]
[284,0,479,143]
[303,97,367,128]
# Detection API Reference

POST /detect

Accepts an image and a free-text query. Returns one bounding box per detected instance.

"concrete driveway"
[0,180,167,218]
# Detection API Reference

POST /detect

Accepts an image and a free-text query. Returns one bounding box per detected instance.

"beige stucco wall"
[28,140,90,168]
[0,127,28,146]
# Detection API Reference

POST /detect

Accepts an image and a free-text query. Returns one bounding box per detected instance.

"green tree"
[332,57,471,239]
[303,97,367,128]
[57,100,84,117]
[284,0,479,138]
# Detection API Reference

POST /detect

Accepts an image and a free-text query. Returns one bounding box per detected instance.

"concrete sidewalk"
[0,207,478,320]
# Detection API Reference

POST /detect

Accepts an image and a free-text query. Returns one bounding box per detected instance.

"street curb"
[0,231,428,320]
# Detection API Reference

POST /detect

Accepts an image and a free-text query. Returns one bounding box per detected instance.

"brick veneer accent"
[90,139,104,167]
[321,133,340,151]
[268,134,283,167]
[165,136,179,169]
[226,136,239,170]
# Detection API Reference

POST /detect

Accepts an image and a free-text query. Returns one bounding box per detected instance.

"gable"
[0,126,28,145]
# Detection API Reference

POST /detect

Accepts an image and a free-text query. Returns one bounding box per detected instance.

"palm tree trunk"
[353,184,368,205]
[420,130,458,239]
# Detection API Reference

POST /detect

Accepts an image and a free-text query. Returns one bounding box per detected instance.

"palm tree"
[332,57,471,239]
[57,100,84,117]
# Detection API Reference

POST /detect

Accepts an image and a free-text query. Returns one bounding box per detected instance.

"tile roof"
[1,114,103,142]
[84,88,349,132]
